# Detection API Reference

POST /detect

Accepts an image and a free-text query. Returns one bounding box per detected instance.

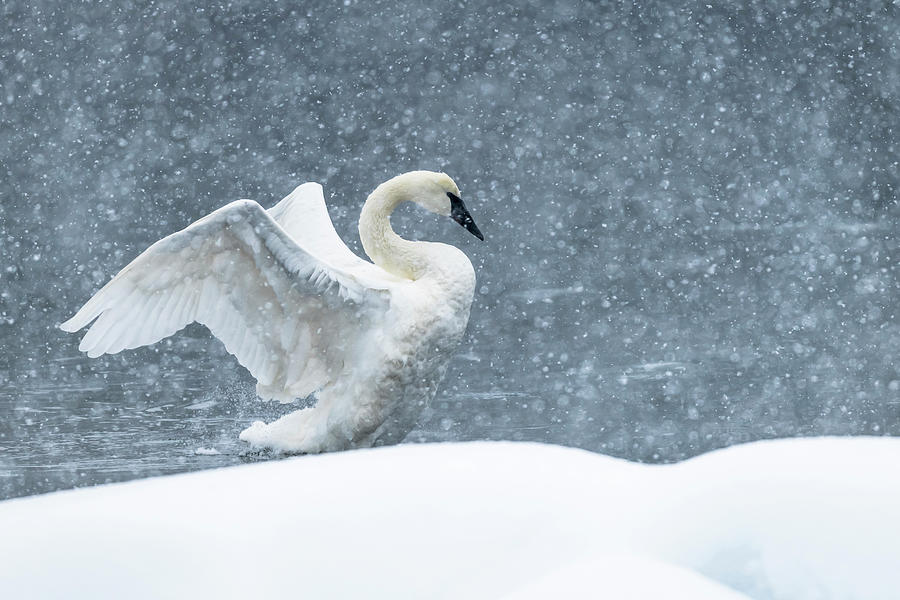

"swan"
[60,171,484,453]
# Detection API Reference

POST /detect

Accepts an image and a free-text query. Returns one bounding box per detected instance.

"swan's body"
[60,171,483,453]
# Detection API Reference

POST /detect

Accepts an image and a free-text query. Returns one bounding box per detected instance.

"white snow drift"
[1,437,898,599]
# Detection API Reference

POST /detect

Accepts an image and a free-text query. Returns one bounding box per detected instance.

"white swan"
[60,171,483,453]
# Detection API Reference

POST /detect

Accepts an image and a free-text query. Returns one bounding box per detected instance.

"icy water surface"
[0,351,717,500]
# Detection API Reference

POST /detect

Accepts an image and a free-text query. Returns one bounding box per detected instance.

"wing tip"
[60,313,92,333]
[291,181,323,195]
[279,182,324,210]
[59,298,107,333]
[59,318,78,333]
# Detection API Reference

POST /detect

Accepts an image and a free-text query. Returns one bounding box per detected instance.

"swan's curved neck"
[359,180,430,280]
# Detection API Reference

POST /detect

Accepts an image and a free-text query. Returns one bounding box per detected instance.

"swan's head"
[389,171,484,241]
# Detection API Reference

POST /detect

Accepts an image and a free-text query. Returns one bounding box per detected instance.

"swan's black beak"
[448,192,484,241]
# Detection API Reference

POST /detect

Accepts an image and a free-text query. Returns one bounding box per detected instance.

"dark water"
[2,1,900,499]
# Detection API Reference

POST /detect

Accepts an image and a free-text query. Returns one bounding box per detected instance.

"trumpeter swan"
[60,171,483,453]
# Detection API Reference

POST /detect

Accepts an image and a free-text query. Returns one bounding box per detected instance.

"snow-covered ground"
[1,437,898,599]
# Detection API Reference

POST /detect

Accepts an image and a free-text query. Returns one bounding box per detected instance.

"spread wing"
[60,193,399,402]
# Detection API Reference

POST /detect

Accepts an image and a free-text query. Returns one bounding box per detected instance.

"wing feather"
[61,197,395,402]
[268,183,407,289]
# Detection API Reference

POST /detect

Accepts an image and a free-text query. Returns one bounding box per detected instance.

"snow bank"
[1,437,898,599]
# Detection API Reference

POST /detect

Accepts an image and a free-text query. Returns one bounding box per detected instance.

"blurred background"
[2,0,898,499]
